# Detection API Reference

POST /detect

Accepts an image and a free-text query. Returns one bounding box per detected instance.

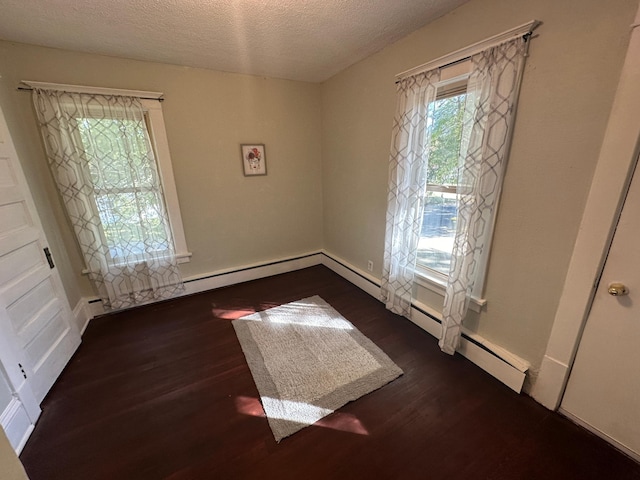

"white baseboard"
[182,252,323,296]
[530,354,569,409]
[72,298,93,335]
[320,251,380,299]
[1,398,34,454]
[321,250,528,393]
[77,252,324,330]
[457,339,526,392]
[408,303,526,393]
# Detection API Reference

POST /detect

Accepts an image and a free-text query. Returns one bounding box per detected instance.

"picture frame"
[241,144,267,176]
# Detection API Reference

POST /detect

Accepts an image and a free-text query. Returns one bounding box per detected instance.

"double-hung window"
[77,112,165,261]
[416,79,467,282]
[30,82,190,309]
[72,99,189,265]
[384,28,533,351]
[413,64,490,306]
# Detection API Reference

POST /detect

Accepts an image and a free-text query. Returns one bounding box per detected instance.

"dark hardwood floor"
[19,265,640,479]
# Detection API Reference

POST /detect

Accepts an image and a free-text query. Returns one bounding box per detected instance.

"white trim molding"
[409,303,527,392]
[531,4,640,409]
[142,98,190,261]
[396,20,540,81]
[72,298,93,335]
[320,250,529,392]
[409,302,528,392]
[320,251,380,299]
[182,253,323,296]
[82,252,324,320]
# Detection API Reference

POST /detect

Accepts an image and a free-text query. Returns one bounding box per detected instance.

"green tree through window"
[428,93,466,187]
[417,90,466,275]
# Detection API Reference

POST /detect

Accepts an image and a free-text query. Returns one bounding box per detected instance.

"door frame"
[531,11,640,409]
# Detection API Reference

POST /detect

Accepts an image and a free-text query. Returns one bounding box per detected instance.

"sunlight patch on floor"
[211,307,256,319]
[238,301,354,330]
[235,395,369,436]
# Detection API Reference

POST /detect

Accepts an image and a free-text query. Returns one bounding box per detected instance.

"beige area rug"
[232,295,403,442]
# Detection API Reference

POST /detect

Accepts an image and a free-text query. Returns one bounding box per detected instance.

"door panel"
[561,160,640,460]
[6,278,58,332]
[0,241,43,285]
[0,201,31,233]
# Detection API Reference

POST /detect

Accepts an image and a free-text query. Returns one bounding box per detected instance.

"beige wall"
[0,428,28,480]
[321,0,639,374]
[0,42,324,306]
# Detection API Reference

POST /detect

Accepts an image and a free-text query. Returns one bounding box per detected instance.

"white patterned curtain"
[381,69,441,315]
[439,37,528,354]
[32,89,185,310]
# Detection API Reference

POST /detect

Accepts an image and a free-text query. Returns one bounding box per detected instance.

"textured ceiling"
[0,0,469,82]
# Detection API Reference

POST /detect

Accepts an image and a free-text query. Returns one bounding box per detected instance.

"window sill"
[176,252,192,264]
[414,268,487,313]
[81,251,192,275]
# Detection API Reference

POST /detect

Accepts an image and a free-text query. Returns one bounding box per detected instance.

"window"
[416,81,467,281]
[75,99,190,267]
[77,115,164,260]
[30,83,190,309]
[383,29,532,349]
[413,66,490,307]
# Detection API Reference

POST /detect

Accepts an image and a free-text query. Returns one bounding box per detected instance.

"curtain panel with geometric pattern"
[32,89,184,310]
[381,69,440,316]
[382,36,529,354]
[439,37,528,354]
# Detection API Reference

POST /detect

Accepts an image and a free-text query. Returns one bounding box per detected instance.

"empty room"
[1,0,640,478]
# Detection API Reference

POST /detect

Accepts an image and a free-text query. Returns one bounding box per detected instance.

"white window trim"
[142,99,191,264]
[25,81,192,272]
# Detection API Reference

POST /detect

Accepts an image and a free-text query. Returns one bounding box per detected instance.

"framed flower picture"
[241,144,267,176]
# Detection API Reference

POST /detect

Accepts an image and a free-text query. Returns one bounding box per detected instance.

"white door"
[0,103,81,409]
[561,159,640,461]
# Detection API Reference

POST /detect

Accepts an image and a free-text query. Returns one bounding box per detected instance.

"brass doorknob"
[608,283,629,296]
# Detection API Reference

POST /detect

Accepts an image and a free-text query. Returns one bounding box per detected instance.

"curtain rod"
[17,81,164,102]
[395,20,540,83]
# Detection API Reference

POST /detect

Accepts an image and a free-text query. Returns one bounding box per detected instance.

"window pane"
[77,115,170,260]
[95,191,169,259]
[78,117,157,190]
[426,94,466,186]
[418,192,457,274]
[417,92,466,275]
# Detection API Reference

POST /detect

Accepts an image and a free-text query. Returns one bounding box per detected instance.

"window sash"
[93,186,158,195]
[418,84,467,278]
[70,111,174,263]
[426,184,458,194]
